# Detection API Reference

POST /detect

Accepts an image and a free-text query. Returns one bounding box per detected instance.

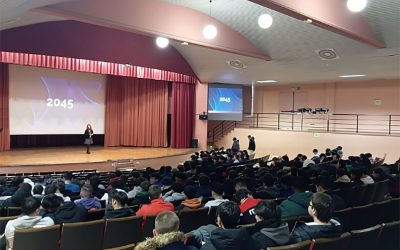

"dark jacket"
[2,187,32,208]
[104,207,135,219]
[201,227,255,250]
[135,231,197,250]
[248,139,255,151]
[251,219,290,249]
[47,202,88,224]
[291,219,342,242]
[279,192,313,218]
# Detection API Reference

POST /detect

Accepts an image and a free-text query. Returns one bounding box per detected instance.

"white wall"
[216,128,400,163]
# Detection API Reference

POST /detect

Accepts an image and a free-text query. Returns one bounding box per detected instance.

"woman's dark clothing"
[84,128,93,153]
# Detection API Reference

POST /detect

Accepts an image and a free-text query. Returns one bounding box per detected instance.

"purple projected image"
[9,65,105,135]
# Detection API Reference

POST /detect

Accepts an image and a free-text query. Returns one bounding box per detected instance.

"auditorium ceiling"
[1,0,399,85]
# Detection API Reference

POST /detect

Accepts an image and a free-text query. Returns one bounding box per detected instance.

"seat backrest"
[178,207,209,233]
[378,220,400,250]
[103,216,143,249]
[349,185,367,207]
[372,199,391,224]
[87,208,106,221]
[348,224,383,250]
[142,215,157,238]
[0,216,18,235]
[13,225,61,250]
[312,232,351,250]
[333,207,353,232]
[372,179,390,202]
[207,206,217,225]
[351,204,375,230]
[389,198,400,222]
[60,219,105,250]
[267,240,313,250]
[7,207,22,217]
[362,183,379,205]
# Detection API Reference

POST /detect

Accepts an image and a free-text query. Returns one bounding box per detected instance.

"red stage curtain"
[105,75,168,147]
[171,82,195,148]
[0,51,197,84]
[0,63,10,151]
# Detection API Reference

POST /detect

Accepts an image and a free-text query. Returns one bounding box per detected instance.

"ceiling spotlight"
[258,14,273,29]
[347,0,367,12]
[256,80,277,83]
[304,19,313,24]
[155,37,169,48]
[338,74,366,78]
[203,24,218,39]
[181,41,189,45]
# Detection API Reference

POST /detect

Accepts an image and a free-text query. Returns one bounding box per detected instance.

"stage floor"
[0,146,196,174]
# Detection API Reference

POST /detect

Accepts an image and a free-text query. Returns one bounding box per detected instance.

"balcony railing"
[211,113,400,143]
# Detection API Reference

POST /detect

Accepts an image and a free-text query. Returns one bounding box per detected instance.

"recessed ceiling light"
[203,24,218,39]
[181,41,189,45]
[256,80,277,83]
[304,19,313,24]
[155,37,169,48]
[258,14,273,29]
[347,0,367,12]
[338,74,366,78]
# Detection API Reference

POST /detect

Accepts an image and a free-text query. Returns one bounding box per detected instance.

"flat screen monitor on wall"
[207,83,243,121]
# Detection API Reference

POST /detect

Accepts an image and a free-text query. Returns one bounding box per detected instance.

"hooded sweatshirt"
[74,197,101,210]
[279,192,313,218]
[48,202,88,224]
[291,218,342,242]
[251,219,290,249]
[135,231,197,250]
[201,227,255,250]
[4,215,54,250]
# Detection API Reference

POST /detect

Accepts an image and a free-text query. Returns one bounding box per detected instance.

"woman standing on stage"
[84,124,94,154]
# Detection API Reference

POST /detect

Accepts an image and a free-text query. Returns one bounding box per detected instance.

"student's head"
[33,184,44,195]
[63,171,74,181]
[248,135,252,139]
[86,124,92,130]
[291,176,307,192]
[80,184,93,198]
[110,189,128,209]
[153,211,180,236]
[150,173,160,184]
[140,181,151,192]
[315,176,333,192]
[21,197,41,216]
[184,185,197,199]
[235,189,252,204]
[41,194,63,213]
[198,175,210,186]
[254,200,280,222]
[313,149,318,154]
[372,168,385,179]
[171,183,184,193]
[262,173,275,187]
[234,179,247,192]
[216,201,241,229]
[211,183,224,197]
[148,185,162,200]
[308,193,334,223]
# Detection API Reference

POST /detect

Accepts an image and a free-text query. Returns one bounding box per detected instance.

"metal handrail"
[210,113,400,143]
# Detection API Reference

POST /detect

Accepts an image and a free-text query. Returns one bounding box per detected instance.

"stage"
[0,146,197,174]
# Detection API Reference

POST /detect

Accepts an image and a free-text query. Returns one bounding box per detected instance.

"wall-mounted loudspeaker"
[199,114,208,120]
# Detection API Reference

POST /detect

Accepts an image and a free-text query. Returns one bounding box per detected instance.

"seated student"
[235,189,262,224]
[4,197,54,249]
[41,194,87,224]
[279,176,313,219]
[74,184,101,210]
[63,171,80,194]
[190,201,255,250]
[292,193,342,242]
[104,189,135,219]
[32,184,44,200]
[251,200,290,249]
[177,185,203,211]
[45,179,71,202]
[334,168,353,189]
[132,181,151,206]
[135,211,197,250]
[196,175,212,198]
[204,183,229,208]
[136,185,174,217]
[315,176,347,210]
[256,173,280,199]
[2,183,32,208]
[162,183,186,202]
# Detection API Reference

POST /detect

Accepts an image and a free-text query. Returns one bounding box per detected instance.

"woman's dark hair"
[254,200,280,219]
[171,183,184,193]
[184,185,197,199]
[216,201,240,229]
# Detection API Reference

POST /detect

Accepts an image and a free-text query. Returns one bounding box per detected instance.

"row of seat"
[267,220,400,250]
